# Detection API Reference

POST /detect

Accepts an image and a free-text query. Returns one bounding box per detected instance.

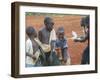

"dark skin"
[56,32,68,63]
[58,32,64,40]
[38,17,54,44]
[44,18,54,32]
[75,16,89,42]
[74,16,89,64]
[38,17,56,66]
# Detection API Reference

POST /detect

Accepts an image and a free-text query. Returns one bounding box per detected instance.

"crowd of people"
[25,16,89,67]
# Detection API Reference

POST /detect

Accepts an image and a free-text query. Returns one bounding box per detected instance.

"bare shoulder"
[39,26,45,32]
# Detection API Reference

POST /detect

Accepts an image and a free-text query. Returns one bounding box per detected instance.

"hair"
[26,26,37,38]
[81,16,89,28]
[85,16,89,27]
[56,27,65,39]
[44,16,53,24]
[57,27,64,34]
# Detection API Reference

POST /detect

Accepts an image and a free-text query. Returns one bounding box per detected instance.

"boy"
[38,17,57,66]
[26,26,51,67]
[56,27,70,65]
[26,26,40,67]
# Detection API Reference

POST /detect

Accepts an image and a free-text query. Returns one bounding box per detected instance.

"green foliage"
[25,12,87,17]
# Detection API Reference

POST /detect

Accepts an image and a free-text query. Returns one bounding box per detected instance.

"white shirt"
[26,38,34,65]
[26,38,41,65]
[49,29,57,44]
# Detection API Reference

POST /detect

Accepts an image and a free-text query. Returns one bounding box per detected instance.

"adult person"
[73,16,89,64]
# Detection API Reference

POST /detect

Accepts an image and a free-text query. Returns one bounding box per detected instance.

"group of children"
[26,17,70,67]
[25,16,89,67]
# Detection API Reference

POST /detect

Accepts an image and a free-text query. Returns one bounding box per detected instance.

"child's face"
[32,32,37,38]
[58,32,64,39]
[45,19,54,32]
[29,31,37,39]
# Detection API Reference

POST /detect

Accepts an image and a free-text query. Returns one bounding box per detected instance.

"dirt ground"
[26,15,88,65]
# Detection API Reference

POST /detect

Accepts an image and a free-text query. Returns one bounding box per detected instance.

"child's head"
[26,26,37,38]
[44,17,54,32]
[57,27,65,40]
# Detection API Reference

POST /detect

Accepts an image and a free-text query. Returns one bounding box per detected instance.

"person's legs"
[45,52,51,66]
[35,58,42,66]
[81,46,89,64]
[62,48,68,65]
[51,51,61,66]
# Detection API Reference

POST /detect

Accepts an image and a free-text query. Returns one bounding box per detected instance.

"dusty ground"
[26,15,88,65]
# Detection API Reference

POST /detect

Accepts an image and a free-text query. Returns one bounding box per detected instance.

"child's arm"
[63,39,68,61]
[74,33,88,42]
[34,38,51,52]
[26,40,36,60]
[26,53,36,60]
[38,30,43,43]
[63,48,68,58]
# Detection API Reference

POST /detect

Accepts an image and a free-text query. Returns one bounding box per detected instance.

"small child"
[26,26,41,67]
[26,26,51,67]
[56,27,70,65]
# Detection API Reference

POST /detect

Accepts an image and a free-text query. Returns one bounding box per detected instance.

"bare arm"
[38,31,42,43]
[74,32,88,42]
[26,52,36,60]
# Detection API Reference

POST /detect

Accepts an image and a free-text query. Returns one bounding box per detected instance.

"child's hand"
[32,55,36,60]
[55,48,61,53]
[55,48,62,60]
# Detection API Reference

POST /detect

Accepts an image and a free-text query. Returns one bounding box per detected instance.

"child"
[56,27,70,65]
[26,26,41,67]
[38,17,56,66]
[26,26,51,67]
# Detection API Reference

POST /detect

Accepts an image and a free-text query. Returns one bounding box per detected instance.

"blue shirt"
[56,37,68,60]
[56,37,68,49]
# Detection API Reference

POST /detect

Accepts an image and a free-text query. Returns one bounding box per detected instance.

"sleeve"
[26,40,31,53]
[55,41,58,48]
[55,40,60,48]
[63,38,68,48]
